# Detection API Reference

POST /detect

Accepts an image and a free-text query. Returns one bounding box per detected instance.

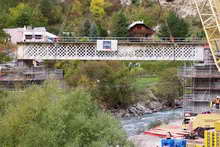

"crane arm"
[193,0,220,70]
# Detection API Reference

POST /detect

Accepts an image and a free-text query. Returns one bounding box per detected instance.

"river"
[121,108,183,137]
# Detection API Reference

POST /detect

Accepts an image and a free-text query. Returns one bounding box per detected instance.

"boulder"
[175,99,183,107]
[148,101,163,112]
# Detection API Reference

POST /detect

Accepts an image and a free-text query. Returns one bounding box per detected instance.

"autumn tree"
[90,0,109,20]
[8,3,47,27]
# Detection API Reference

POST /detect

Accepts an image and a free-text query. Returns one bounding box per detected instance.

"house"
[128,21,155,38]
[3,26,57,44]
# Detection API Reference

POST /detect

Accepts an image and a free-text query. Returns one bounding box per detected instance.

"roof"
[3,27,46,33]
[3,26,57,38]
[128,21,145,29]
[46,32,57,38]
[128,21,154,32]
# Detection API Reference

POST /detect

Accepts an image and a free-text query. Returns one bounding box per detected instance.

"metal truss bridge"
[17,37,206,61]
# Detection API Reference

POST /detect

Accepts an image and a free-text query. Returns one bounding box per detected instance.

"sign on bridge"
[97,40,118,51]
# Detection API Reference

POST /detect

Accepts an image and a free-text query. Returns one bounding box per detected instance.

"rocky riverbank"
[112,99,182,118]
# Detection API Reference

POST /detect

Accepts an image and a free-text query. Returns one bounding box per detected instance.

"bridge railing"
[23,37,207,44]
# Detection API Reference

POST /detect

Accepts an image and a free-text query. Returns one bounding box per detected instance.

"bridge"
[17,37,206,61]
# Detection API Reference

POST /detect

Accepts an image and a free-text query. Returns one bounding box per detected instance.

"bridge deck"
[17,38,206,61]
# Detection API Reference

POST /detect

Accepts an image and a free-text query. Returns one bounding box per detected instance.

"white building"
[3,26,57,44]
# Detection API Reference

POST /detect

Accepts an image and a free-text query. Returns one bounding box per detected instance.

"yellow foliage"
[90,0,106,19]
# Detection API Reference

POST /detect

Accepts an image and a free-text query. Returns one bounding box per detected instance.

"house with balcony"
[3,26,57,44]
[128,21,155,39]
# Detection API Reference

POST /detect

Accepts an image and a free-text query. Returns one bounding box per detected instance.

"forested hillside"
[0,0,204,38]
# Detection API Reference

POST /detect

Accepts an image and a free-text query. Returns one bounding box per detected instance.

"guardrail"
[20,37,207,44]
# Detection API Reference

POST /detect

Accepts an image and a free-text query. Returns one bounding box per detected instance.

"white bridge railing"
[25,37,206,43]
[17,38,206,61]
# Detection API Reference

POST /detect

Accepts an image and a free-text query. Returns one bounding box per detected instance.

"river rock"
[128,106,139,117]
[175,99,183,107]
[126,103,153,117]
[113,109,127,118]
[148,101,163,112]
[144,108,153,114]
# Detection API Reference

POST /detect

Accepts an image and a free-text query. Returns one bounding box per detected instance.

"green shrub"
[152,68,182,107]
[0,81,132,146]
[67,61,138,108]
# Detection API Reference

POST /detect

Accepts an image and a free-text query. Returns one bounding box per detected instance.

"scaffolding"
[0,66,63,90]
[180,47,220,114]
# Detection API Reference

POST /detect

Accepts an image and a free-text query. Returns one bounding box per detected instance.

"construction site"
[1,0,220,147]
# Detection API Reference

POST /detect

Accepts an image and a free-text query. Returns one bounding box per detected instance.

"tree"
[159,11,189,38]
[131,0,140,5]
[0,14,7,30]
[15,10,31,27]
[152,67,182,107]
[0,82,132,146]
[88,22,108,37]
[89,23,98,37]
[125,3,163,28]
[90,0,105,18]
[39,0,62,25]
[31,6,48,27]
[0,52,11,64]
[111,11,129,37]
[8,3,47,27]
[67,61,137,108]
[81,19,91,37]
[8,3,32,27]
[97,23,108,37]
[0,29,9,43]
[90,0,107,20]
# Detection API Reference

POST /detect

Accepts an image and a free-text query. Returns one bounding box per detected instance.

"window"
[25,35,33,40]
[35,35,42,40]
